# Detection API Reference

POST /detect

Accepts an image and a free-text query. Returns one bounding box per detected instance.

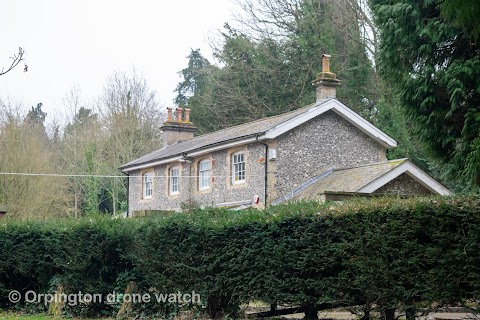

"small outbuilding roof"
[273,159,452,204]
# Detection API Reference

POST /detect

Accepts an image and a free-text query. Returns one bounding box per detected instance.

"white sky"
[0,0,237,119]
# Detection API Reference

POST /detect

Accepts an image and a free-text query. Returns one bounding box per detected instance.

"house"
[120,55,451,215]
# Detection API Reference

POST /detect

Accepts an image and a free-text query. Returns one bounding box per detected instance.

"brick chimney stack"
[161,107,197,147]
[312,54,341,101]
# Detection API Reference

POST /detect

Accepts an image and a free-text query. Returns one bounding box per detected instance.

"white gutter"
[121,136,259,173]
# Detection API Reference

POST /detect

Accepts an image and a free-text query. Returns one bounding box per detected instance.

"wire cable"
[0,172,263,179]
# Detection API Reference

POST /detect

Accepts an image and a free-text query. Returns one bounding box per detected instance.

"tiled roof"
[291,159,408,201]
[121,101,319,170]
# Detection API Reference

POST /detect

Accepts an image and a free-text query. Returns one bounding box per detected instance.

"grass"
[0,312,112,319]
[0,313,50,320]
[0,314,47,320]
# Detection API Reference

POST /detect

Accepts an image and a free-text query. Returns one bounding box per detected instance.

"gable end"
[373,173,433,196]
[358,161,451,195]
[260,99,397,148]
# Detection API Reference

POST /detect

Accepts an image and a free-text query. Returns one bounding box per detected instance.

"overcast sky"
[0,0,237,119]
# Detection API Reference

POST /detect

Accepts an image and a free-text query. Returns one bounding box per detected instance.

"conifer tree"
[370,0,480,189]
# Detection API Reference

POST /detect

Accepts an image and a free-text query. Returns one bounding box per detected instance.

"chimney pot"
[176,108,183,122]
[322,54,331,73]
[184,108,191,122]
[166,107,173,122]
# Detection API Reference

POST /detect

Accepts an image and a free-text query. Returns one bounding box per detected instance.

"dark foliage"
[0,197,479,318]
[370,0,480,190]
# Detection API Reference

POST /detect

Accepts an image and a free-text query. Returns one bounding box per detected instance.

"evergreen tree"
[25,103,48,141]
[175,0,378,133]
[440,0,480,40]
[62,107,102,217]
[370,0,480,190]
[175,49,212,106]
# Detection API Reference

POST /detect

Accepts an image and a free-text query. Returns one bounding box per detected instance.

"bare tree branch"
[0,47,28,76]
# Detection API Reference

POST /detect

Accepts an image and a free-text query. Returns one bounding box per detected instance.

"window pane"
[170,167,179,194]
[199,160,210,190]
[143,173,153,198]
[232,153,245,183]
[239,162,245,180]
[199,160,210,171]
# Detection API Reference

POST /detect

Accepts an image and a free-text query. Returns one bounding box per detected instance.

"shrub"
[0,197,479,319]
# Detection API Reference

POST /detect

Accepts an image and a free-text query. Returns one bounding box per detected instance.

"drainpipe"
[122,171,129,217]
[256,135,268,207]
[181,152,194,207]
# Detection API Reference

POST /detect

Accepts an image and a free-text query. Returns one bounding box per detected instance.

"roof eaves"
[120,155,183,173]
[260,99,333,140]
[183,134,260,157]
[121,134,261,173]
[332,100,397,148]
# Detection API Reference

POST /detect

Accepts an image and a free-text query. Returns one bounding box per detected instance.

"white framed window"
[232,152,245,184]
[169,166,180,195]
[143,172,153,199]
[198,159,211,190]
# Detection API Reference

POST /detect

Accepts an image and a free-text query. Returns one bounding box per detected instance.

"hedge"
[0,197,479,319]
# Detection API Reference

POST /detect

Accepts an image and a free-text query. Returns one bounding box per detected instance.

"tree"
[0,68,163,218]
[0,47,27,76]
[175,0,378,134]
[370,0,480,190]
[232,0,379,112]
[62,103,102,217]
[175,49,212,106]
[57,72,163,217]
[97,69,163,215]
[99,69,162,169]
[440,0,480,40]
[0,100,70,219]
[25,103,48,141]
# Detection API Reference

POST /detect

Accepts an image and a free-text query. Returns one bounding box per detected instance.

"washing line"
[0,172,263,179]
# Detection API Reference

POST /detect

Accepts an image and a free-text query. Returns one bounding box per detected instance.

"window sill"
[196,187,212,194]
[229,180,247,189]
